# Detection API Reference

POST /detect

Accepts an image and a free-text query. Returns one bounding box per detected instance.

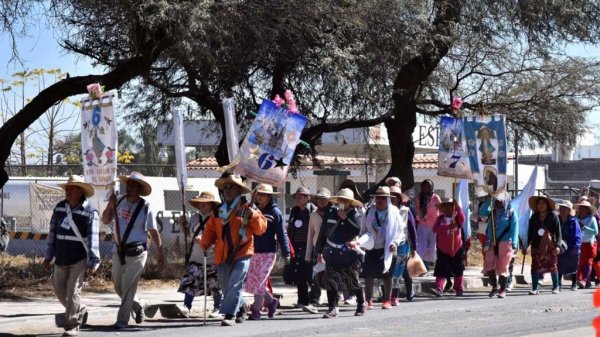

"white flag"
[173,109,187,190]
[222,98,239,163]
[510,165,538,248]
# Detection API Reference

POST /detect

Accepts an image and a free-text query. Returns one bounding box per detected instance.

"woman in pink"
[415,179,441,270]
[432,198,465,297]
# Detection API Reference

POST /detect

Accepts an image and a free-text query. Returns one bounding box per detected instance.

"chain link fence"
[2,161,551,262]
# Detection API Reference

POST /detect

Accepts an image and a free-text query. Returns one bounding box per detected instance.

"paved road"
[4,286,596,337]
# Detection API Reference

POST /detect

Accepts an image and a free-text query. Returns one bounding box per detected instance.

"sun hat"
[189,191,220,209]
[215,173,252,194]
[528,195,556,212]
[576,200,598,215]
[556,199,576,216]
[294,186,311,196]
[254,183,280,195]
[329,188,363,207]
[58,175,94,198]
[314,188,332,199]
[385,177,401,187]
[119,171,152,196]
[374,186,391,197]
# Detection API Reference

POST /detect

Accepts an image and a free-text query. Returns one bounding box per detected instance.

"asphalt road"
[5,286,597,337]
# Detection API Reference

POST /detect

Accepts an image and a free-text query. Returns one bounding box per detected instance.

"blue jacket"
[480,198,519,250]
[254,200,291,257]
[561,215,582,255]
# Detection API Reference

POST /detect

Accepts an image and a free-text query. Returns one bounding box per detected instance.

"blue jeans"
[183,290,223,310]
[217,257,250,316]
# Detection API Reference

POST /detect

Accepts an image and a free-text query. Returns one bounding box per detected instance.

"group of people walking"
[43,171,600,335]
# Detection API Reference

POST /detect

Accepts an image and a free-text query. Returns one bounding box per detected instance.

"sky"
[1,19,600,164]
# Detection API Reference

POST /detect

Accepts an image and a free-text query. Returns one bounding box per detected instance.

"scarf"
[218,195,241,223]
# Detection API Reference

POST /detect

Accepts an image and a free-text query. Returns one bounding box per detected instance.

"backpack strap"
[118,198,146,265]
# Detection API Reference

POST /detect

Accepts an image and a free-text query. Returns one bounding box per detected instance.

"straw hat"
[528,195,556,212]
[385,177,401,187]
[189,191,220,209]
[119,171,152,196]
[576,200,598,215]
[215,173,252,194]
[494,191,511,202]
[437,197,455,208]
[374,186,391,197]
[58,175,94,198]
[476,188,489,198]
[389,185,409,202]
[294,187,311,196]
[314,188,332,199]
[330,188,363,207]
[254,183,280,195]
[556,199,576,216]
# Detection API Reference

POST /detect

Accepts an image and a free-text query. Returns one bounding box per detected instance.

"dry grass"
[0,254,185,298]
[467,237,533,268]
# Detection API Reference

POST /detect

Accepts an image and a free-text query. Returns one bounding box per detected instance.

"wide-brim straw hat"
[215,173,252,194]
[58,175,94,198]
[254,183,280,195]
[385,177,401,187]
[189,191,220,209]
[330,188,363,207]
[528,195,556,212]
[576,200,598,215]
[314,188,332,199]
[374,186,391,197]
[119,171,152,196]
[294,186,311,196]
[389,185,409,202]
[437,197,455,208]
[556,199,576,216]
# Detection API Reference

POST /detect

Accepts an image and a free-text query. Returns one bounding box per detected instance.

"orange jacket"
[199,205,267,265]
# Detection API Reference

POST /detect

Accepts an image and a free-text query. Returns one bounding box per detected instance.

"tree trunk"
[384,101,417,191]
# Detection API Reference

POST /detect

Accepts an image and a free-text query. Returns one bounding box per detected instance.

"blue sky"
[1,21,599,163]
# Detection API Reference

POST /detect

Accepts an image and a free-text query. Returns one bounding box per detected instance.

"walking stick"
[203,253,208,325]
[180,182,189,261]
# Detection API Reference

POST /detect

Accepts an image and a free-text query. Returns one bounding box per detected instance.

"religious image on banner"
[437,116,471,179]
[463,114,507,195]
[235,98,307,186]
[81,93,118,186]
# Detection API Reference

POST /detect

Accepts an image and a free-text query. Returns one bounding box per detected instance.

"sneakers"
[209,308,223,319]
[390,297,398,306]
[62,327,79,336]
[455,292,464,297]
[221,315,236,326]
[248,308,261,321]
[79,309,88,327]
[497,291,506,299]
[528,290,540,295]
[488,288,498,298]
[113,320,128,330]
[552,288,560,294]
[294,303,304,309]
[134,300,147,324]
[354,305,366,316]
[577,281,585,289]
[322,308,339,319]
[366,300,374,310]
[302,304,319,314]
[382,301,392,309]
[267,298,278,318]
[506,283,514,292]
[444,280,454,293]
[570,284,578,291]
[432,289,443,298]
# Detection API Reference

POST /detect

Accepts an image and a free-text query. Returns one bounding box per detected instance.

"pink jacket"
[433,206,465,257]
[415,194,441,227]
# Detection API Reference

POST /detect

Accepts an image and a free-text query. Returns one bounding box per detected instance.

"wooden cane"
[203,254,208,325]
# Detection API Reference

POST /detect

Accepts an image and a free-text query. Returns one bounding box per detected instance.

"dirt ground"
[0,254,183,299]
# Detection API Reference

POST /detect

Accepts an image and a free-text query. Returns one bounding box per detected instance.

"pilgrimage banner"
[173,109,188,191]
[437,116,471,179]
[81,94,118,186]
[463,114,508,195]
[235,100,308,186]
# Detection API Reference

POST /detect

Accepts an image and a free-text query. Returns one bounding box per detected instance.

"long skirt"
[417,225,437,262]
[178,261,220,296]
[244,252,276,295]
[361,249,396,279]
[482,241,513,276]
[531,247,558,274]
[434,247,465,278]
[315,259,362,292]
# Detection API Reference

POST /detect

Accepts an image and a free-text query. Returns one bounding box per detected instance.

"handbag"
[407,252,427,277]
